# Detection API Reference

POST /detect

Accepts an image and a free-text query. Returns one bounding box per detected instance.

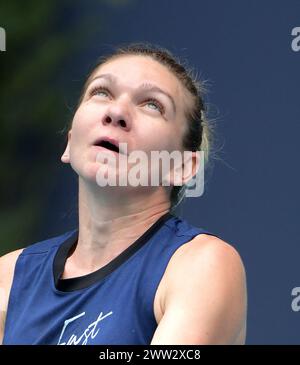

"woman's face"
[62,55,190,185]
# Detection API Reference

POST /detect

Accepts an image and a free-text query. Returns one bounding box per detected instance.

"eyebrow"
[87,73,176,113]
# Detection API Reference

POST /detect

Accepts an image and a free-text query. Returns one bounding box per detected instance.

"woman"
[0,43,247,345]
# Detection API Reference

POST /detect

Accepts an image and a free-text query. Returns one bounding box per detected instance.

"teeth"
[99,140,119,153]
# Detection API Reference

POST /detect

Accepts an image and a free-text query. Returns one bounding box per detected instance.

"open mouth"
[95,140,120,154]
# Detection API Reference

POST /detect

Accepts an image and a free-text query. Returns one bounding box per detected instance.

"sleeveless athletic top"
[3,212,218,345]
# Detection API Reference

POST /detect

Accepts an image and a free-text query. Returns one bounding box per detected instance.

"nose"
[102,103,131,131]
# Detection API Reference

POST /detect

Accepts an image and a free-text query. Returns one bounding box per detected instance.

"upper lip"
[93,136,126,154]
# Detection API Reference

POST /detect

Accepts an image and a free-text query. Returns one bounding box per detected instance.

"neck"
[68,178,171,274]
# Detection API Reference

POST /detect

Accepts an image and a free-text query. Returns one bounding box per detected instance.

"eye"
[89,86,111,98]
[144,98,165,114]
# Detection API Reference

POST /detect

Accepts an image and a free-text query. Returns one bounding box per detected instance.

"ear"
[61,130,72,163]
[168,151,201,187]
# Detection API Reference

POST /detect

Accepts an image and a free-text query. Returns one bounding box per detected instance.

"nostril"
[104,115,127,128]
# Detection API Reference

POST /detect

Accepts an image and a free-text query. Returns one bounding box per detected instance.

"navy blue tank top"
[3,212,218,345]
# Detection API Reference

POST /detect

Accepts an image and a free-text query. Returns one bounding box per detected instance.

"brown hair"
[70,42,216,210]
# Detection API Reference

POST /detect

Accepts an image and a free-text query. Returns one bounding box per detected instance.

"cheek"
[138,126,182,154]
[170,119,187,153]
[70,106,95,144]
[158,123,184,151]
[71,107,88,132]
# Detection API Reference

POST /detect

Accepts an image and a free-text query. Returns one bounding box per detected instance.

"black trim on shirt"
[53,211,174,292]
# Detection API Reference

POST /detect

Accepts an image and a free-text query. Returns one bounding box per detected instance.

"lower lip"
[93,145,120,155]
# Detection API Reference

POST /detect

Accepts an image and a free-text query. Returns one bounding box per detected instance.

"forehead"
[90,55,185,101]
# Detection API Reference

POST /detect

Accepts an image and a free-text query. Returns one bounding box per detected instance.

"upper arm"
[151,235,247,345]
[0,249,23,344]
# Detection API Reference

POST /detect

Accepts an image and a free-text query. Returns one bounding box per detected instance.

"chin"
[78,162,125,189]
[70,160,99,183]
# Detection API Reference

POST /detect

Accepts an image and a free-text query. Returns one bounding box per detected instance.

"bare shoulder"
[179,234,247,312]
[0,248,24,344]
[153,234,247,344]
[166,233,246,283]
[0,248,24,305]
[0,248,24,288]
